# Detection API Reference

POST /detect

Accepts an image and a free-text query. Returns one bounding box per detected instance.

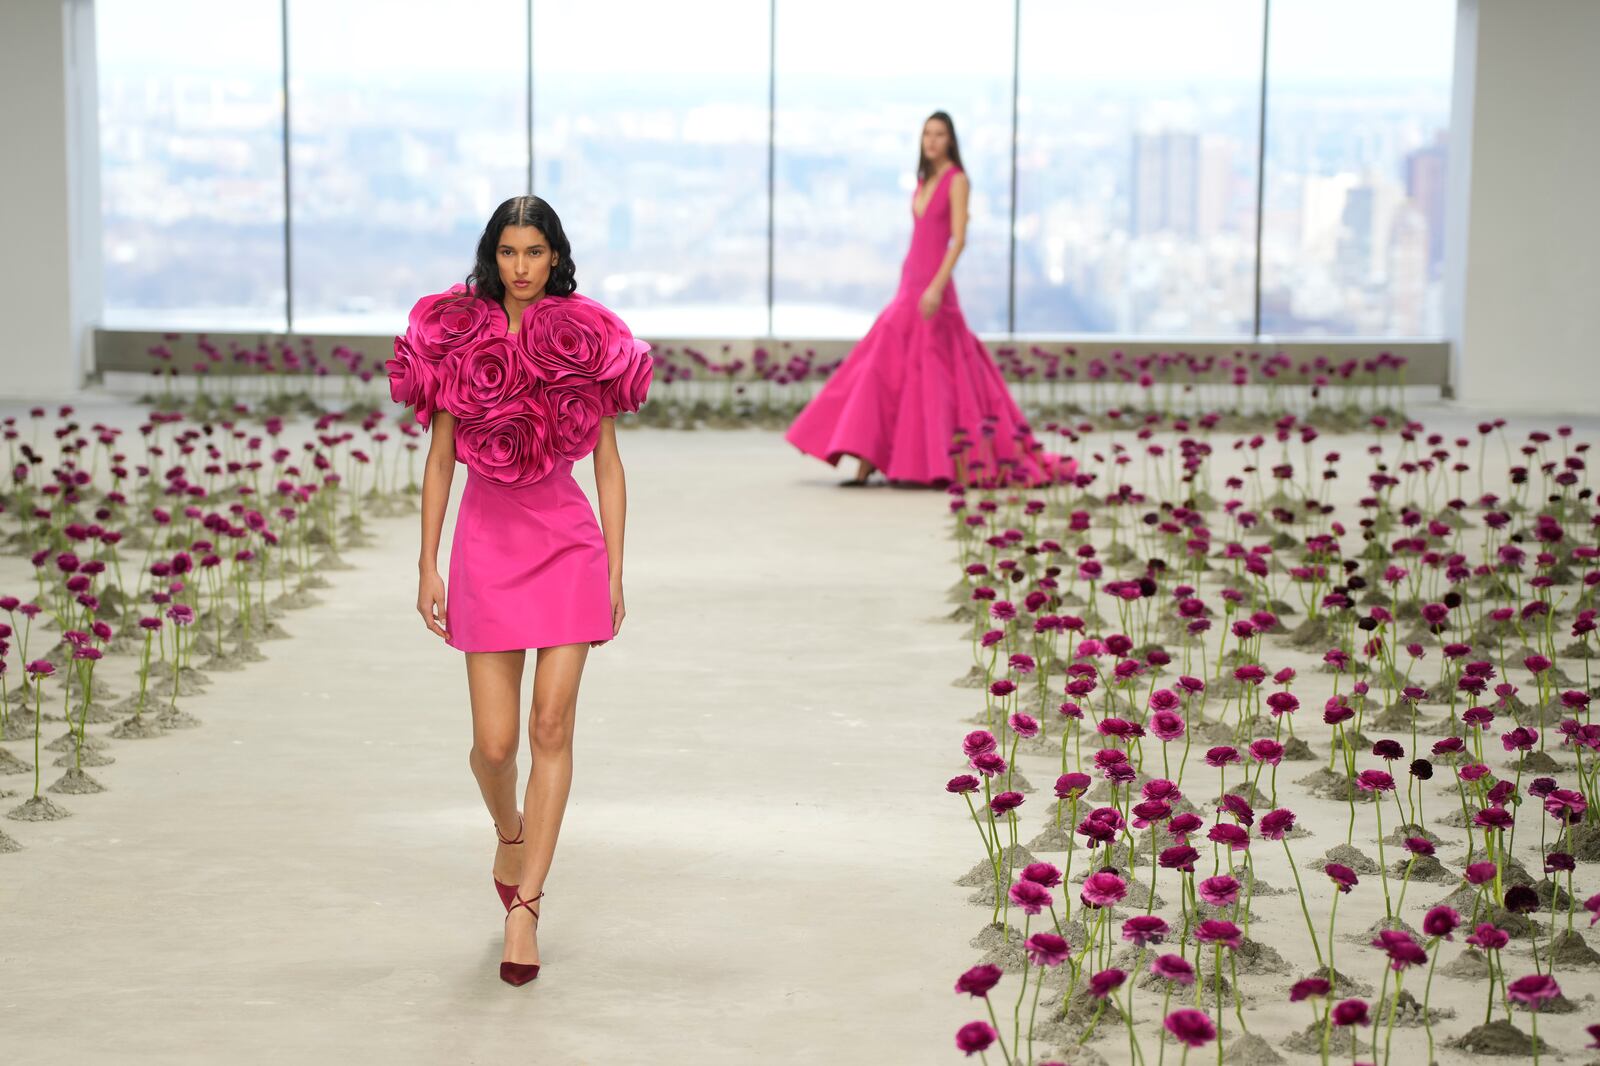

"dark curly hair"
[465,195,577,319]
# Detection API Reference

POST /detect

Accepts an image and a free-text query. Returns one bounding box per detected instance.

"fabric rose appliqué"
[519,292,636,382]
[407,284,497,364]
[439,332,535,422]
[452,396,555,489]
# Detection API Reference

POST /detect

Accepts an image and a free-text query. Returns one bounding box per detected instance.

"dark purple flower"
[1025,932,1071,967]
[1506,973,1561,1010]
[1289,977,1331,1002]
[1150,953,1196,984]
[1259,808,1296,840]
[1164,1008,1217,1048]
[1422,905,1461,939]
[955,1020,997,1055]
[1088,968,1126,998]
[955,964,1003,997]
[946,775,980,794]
[1122,915,1169,947]
[1195,919,1242,949]
[1332,999,1371,1027]
[1325,863,1359,893]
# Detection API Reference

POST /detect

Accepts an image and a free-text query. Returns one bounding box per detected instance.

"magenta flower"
[955,964,1003,997]
[1025,932,1071,967]
[1150,710,1186,741]
[1289,977,1331,1001]
[955,1020,997,1056]
[1168,812,1204,839]
[1081,871,1128,909]
[1195,919,1242,950]
[1021,862,1063,888]
[1259,808,1296,839]
[946,775,980,794]
[1164,1008,1217,1048]
[989,792,1024,816]
[1324,864,1358,893]
[1501,726,1539,752]
[1356,769,1396,792]
[1008,879,1053,915]
[1122,914,1169,947]
[1088,968,1127,999]
[1506,973,1561,1010]
[970,752,1007,778]
[1586,892,1600,926]
[1055,772,1092,798]
[1371,930,1428,970]
[1544,788,1587,824]
[1159,844,1200,872]
[1465,923,1509,950]
[1198,875,1241,907]
[1249,738,1284,765]
[1332,999,1371,1027]
[1150,953,1195,984]
[1207,823,1250,851]
[1204,745,1241,768]
[1464,861,1498,885]
[962,730,998,758]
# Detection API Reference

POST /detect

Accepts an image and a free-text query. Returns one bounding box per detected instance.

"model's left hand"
[609,575,626,637]
[919,284,942,319]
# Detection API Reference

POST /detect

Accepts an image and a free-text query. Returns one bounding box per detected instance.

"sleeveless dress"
[783,165,1068,487]
[387,288,653,653]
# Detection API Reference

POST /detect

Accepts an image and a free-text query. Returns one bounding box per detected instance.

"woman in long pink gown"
[784,111,1067,488]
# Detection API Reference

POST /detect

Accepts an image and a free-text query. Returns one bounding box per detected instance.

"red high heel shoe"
[499,889,544,986]
[492,812,524,911]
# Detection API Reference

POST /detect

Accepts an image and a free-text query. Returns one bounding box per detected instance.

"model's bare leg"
[465,650,526,889]
[842,456,877,485]
[503,642,589,967]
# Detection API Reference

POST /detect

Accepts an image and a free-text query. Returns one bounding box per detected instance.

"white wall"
[1447,0,1600,413]
[0,0,97,400]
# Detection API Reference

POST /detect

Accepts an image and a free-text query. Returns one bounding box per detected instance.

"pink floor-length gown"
[784,164,1067,486]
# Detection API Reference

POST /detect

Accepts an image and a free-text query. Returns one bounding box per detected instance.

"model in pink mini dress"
[388,194,652,988]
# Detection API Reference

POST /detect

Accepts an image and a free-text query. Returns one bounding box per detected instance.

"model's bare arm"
[922,171,969,317]
[417,410,456,639]
[592,417,628,637]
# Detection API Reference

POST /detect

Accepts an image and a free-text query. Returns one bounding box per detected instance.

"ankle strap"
[495,812,525,846]
[508,889,544,923]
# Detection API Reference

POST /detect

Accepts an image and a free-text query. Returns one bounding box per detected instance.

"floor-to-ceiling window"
[95,0,1457,340]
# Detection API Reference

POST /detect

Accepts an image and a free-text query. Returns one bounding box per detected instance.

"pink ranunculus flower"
[438,333,534,422]
[520,292,635,382]
[452,397,555,488]
[598,338,655,416]
[406,286,498,363]
[543,379,606,462]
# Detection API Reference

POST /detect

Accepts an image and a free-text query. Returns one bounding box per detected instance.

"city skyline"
[95,0,1455,339]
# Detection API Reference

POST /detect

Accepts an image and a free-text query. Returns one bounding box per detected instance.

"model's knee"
[472,737,517,772]
[529,712,572,754]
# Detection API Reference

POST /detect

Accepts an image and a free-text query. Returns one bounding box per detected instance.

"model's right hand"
[418,571,449,639]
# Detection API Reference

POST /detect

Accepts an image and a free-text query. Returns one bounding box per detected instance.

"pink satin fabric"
[784,165,1066,486]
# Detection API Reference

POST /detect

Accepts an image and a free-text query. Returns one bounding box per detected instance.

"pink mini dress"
[387,287,653,653]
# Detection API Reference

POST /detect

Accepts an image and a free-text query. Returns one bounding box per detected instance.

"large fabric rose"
[598,337,655,416]
[385,334,442,427]
[519,293,634,382]
[437,332,534,422]
[452,396,554,488]
[406,285,498,364]
[543,379,605,462]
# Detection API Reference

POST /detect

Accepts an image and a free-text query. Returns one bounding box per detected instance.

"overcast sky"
[97,0,1455,86]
